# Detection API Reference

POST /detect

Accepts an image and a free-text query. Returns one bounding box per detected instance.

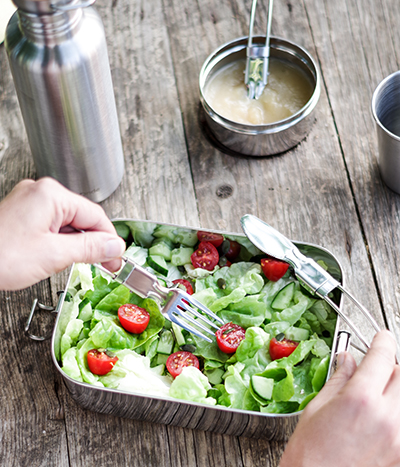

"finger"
[383,363,400,399]
[48,232,126,271]
[303,352,357,416]
[33,177,116,235]
[348,330,397,395]
[101,258,123,272]
[67,201,117,235]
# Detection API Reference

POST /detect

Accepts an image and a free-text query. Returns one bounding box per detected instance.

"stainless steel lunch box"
[28,220,345,440]
[199,36,321,157]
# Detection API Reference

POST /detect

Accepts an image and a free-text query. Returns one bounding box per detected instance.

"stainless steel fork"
[95,257,224,343]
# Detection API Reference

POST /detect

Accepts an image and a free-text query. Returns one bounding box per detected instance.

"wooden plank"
[97,0,199,228]
[164,0,383,347]
[1,0,399,465]
[0,284,69,467]
[48,0,219,466]
[303,0,400,343]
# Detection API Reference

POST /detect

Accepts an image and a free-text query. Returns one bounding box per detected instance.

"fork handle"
[96,258,167,302]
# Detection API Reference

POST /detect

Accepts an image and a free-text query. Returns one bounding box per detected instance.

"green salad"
[58,221,337,414]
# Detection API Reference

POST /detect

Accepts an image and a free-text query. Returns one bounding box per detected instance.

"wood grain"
[1,0,399,465]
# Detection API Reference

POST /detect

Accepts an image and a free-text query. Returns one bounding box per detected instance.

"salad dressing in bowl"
[204,58,314,125]
[199,36,321,156]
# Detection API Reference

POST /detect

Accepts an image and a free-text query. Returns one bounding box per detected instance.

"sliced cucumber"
[152,237,174,249]
[147,255,169,276]
[157,330,175,355]
[153,224,177,242]
[125,221,156,248]
[113,222,131,241]
[271,282,295,310]
[156,353,169,366]
[78,298,93,322]
[251,375,274,400]
[78,297,90,312]
[170,247,194,266]
[174,229,198,247]
[149,241,173,261]
[124,244,148,266]
[171,322,186,346]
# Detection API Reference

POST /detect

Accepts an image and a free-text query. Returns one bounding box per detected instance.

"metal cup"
[372,71,400,194]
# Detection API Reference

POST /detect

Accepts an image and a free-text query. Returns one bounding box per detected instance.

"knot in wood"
[216,185,233,199]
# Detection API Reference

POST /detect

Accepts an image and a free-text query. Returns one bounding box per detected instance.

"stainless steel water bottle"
[5,0,124,202]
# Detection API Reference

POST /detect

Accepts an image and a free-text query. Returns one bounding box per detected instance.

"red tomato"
[215,322,246,354]
[172,279,194,295]
[191,241,219,271]
[197,231,224,248]
[87,349,118,376]
[225,240,241,261]
[261,257,289,281]
[269,337,299,360]
[118,303,150,334]
[166,351,200,378]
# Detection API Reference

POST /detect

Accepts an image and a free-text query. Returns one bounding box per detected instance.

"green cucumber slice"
[113,222,131,241]
[251,375,274,400]
[78,298,93,322]
[153,224,177,242]
[271,282,295,310]
[147,255,168,276]
[156,353,169,365]
[174,229,198,247]
[171,322,186,346]
[149,241,173,261]
[157,330,175,355]
[170,247,194,266]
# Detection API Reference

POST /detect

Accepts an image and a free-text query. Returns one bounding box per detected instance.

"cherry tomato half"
[269,337,299,360]
[215,322,246,354]
[197,231,224,248]
[172,279,194,295]
[191,241,219,271]
[166,351,200,378]
[118,303,150,334]
[87,349,118,376]
[225,240,241,261]
[261,257,289,281]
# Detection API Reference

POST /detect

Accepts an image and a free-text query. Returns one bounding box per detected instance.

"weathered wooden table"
[1,0,400,465]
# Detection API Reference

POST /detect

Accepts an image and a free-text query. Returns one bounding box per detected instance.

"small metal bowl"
[199,36,320,156]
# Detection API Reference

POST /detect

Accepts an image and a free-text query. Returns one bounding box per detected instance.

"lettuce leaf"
[169,366,216,405]
[89,299,164,350]
[221,295,270,328]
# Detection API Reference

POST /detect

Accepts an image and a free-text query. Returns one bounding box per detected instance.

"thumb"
[304,352,357,415]
[52,231,126,271]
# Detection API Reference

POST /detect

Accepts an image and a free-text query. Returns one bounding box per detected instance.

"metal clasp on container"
[25,294,63,341]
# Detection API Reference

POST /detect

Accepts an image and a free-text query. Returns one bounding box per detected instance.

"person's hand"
[0,177,126,290]
[280,330,400,467]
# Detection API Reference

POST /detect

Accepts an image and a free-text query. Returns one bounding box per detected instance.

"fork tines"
[169,296,224,343]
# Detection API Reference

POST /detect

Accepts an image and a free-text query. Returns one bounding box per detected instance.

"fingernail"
[336,352,346,369]
[105,237,125,258]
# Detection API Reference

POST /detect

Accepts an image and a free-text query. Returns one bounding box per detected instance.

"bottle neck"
[18,7,82,45]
